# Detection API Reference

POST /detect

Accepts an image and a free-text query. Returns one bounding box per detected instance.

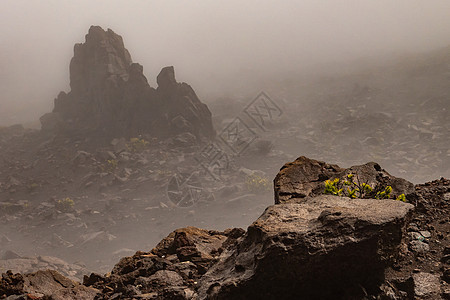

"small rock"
[407,223,420,232]
[409,240,430,253]
[419,230,431,239]
[148,270,184,286]
[408,232,423,241]
[379,283,398,300]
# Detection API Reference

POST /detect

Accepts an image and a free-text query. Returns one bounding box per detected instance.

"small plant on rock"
[375,185,392,199]
[324,178,342,196]
[324,173,407,202]
[396,193,407,202]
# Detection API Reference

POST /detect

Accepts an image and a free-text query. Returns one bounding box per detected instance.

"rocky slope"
[1,156,448,299]
[0,26,448,300]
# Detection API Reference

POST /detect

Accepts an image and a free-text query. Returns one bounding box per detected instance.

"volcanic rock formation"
[40,26,215,141]
[2,156,449,299]
[274,156,415,204]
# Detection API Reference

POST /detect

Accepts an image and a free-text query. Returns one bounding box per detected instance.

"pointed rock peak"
[88,25,105,36]
[85,26,121,43]
[70,25,132,92]
[157,66,177,89]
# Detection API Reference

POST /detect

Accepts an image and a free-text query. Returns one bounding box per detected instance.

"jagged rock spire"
[40,26,215,141]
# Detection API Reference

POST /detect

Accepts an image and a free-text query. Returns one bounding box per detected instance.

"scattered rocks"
[409,240,430,254]
[81,226,243,299]
[0,154,448,299]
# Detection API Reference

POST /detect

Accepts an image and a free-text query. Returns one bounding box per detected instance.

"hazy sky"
[1,0,450,124]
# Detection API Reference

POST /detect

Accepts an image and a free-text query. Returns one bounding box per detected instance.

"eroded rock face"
[1,156,427,299]
[198,195,414,299]
[274,156,343,203]
[83,227,245,299]
[40,26,215,141]
[274,156,414,204]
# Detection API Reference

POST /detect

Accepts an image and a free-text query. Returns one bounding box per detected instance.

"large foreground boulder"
[1,156,427,299]
[198,195,414,299]
[40,26,215,141]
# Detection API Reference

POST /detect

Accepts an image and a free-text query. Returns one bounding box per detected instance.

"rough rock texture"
[274,156,343,203]
[2,156,447,299]
[198,195,414,299]
[412,272,441,299]
[84,227,245,299]
[0,269,98,299]
[40,26,215,141]
[383,177,450,299]
[274,156,415,204]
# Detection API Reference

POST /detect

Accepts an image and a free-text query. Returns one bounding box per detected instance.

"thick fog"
[1,0,450,125]
[1,1,449,278]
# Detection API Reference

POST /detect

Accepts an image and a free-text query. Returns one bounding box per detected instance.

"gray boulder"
[198,195,414,299]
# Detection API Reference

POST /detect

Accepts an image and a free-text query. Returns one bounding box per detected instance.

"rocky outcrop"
[2,156,447,299]
[82,227,245,299]
[274,156,343,203]
[40,26,215,141]
[274,156,415,204]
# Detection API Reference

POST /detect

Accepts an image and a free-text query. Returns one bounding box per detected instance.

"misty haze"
[0,1,449,299]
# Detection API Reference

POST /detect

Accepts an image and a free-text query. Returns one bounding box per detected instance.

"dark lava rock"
[198,195,414,299]
[88,227,243,299]
[274,156,343,203]
[0,270,24,298]
[40,26,215,141]
[274,156,414,204]
[3,156,446,299]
